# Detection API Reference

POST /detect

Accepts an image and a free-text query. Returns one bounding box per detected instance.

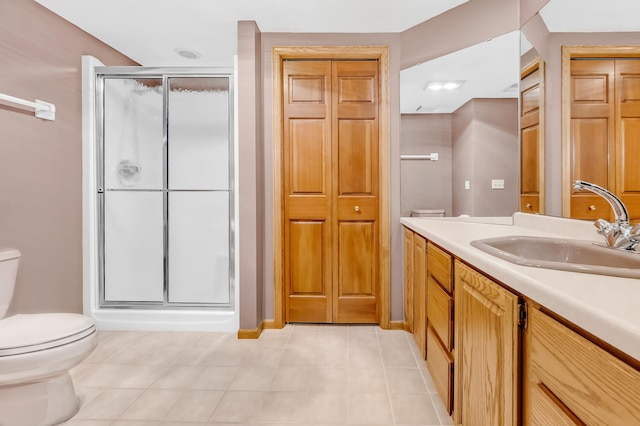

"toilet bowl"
[0,248,97,426]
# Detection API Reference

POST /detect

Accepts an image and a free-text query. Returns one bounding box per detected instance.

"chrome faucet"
[573,180,640,251]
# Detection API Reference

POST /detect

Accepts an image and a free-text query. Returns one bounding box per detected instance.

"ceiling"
[35,0,640,115]
[400,31,520,114]
[34,0,468,67]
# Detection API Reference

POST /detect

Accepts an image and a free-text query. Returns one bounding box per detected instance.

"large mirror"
[399,30,520,218]
[400,0,640,220]
[521,0,640,220]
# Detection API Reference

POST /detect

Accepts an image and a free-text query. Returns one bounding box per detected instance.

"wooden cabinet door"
[283,59,380,323]
[526,307,640,426]
[412,234,427,358]
[403,228,414,332]
[454,261,520,426]
[403,228,415,333]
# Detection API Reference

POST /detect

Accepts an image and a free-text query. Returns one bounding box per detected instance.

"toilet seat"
[0,313,96,356]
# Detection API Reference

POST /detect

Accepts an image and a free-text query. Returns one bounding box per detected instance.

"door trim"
[561,45,640,217]
[272,46,390,329]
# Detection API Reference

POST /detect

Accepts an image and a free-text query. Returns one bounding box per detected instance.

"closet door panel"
[616,60,640,223]
[569,60,615,220]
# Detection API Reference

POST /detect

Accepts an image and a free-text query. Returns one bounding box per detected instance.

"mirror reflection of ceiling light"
[425,80,465,91]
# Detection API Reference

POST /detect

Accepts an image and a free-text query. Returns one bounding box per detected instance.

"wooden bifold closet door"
[569,58,640,223]
[282,59,380,323]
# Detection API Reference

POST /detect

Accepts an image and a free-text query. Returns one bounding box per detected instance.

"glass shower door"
[99,72,233,308]
[167,77,232,305]
[102,78,164,303]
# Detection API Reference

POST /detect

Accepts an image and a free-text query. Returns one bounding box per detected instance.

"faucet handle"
[630,224,640,239]
[594,219,617,246]
[594,219,612,232]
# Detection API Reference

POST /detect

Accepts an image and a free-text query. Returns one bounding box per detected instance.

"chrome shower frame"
[94,67,235,310]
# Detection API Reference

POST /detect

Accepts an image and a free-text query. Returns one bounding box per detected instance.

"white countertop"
[401,212,640,361]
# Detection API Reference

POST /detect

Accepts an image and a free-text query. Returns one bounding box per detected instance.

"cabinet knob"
[354,205,360,212]
[526,203,532,209]
[589,205,596,211]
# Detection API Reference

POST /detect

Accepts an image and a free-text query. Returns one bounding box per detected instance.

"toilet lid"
[0,313,96,356]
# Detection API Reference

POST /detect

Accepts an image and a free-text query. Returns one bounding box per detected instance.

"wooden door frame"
[272,46,390,329]
[561,45,640,217]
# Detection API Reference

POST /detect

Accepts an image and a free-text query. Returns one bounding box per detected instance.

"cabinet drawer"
[426,327,453,414]
[427,276,453,351]
[529,308,640,425]
[427,242,452,292]
[570,195,612,221]
[520,195,539,214]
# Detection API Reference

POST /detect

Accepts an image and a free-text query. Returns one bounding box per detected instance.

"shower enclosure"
[83,63,236,330]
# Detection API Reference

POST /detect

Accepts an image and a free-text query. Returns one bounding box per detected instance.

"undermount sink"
[470,236,640,279]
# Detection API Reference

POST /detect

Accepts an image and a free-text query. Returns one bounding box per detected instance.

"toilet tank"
[0,248,20,319]
[410,209,445,217]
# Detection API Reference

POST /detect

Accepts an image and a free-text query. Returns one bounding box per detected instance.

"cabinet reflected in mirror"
[400,31,520,218]
[519,32,545,215]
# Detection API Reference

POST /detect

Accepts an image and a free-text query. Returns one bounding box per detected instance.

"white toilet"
[0,247,97,425]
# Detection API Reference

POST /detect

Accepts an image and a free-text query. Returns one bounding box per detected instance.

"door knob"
[354,206,360,212]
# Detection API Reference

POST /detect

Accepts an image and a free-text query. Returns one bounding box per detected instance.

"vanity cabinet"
[403,222,640,426]
[454,260,520,426]
[525,306,640,425]
[426,242,455,414]
[403,228,414,332]
[412,234,427,358]
[403,227,427,357]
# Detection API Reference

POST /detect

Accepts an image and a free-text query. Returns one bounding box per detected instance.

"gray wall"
[237,21,264,330]
[0,0,138,315]
[451,101,475,216]
[452,99,519,217]
[401,114,453,217]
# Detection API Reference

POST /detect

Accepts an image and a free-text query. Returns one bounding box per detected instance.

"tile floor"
[62,324,454,425]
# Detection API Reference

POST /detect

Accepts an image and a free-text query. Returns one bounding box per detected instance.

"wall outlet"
[464,180,470,190]
[491,179,505,189]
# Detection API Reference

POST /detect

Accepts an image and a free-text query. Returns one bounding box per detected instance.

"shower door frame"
[95,67,235,310]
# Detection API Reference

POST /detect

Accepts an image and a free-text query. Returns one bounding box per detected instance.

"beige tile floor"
[62,324,454,426]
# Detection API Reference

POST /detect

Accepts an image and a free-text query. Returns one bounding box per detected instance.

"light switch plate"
[464,180,470,190]
[491,179,505,189]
